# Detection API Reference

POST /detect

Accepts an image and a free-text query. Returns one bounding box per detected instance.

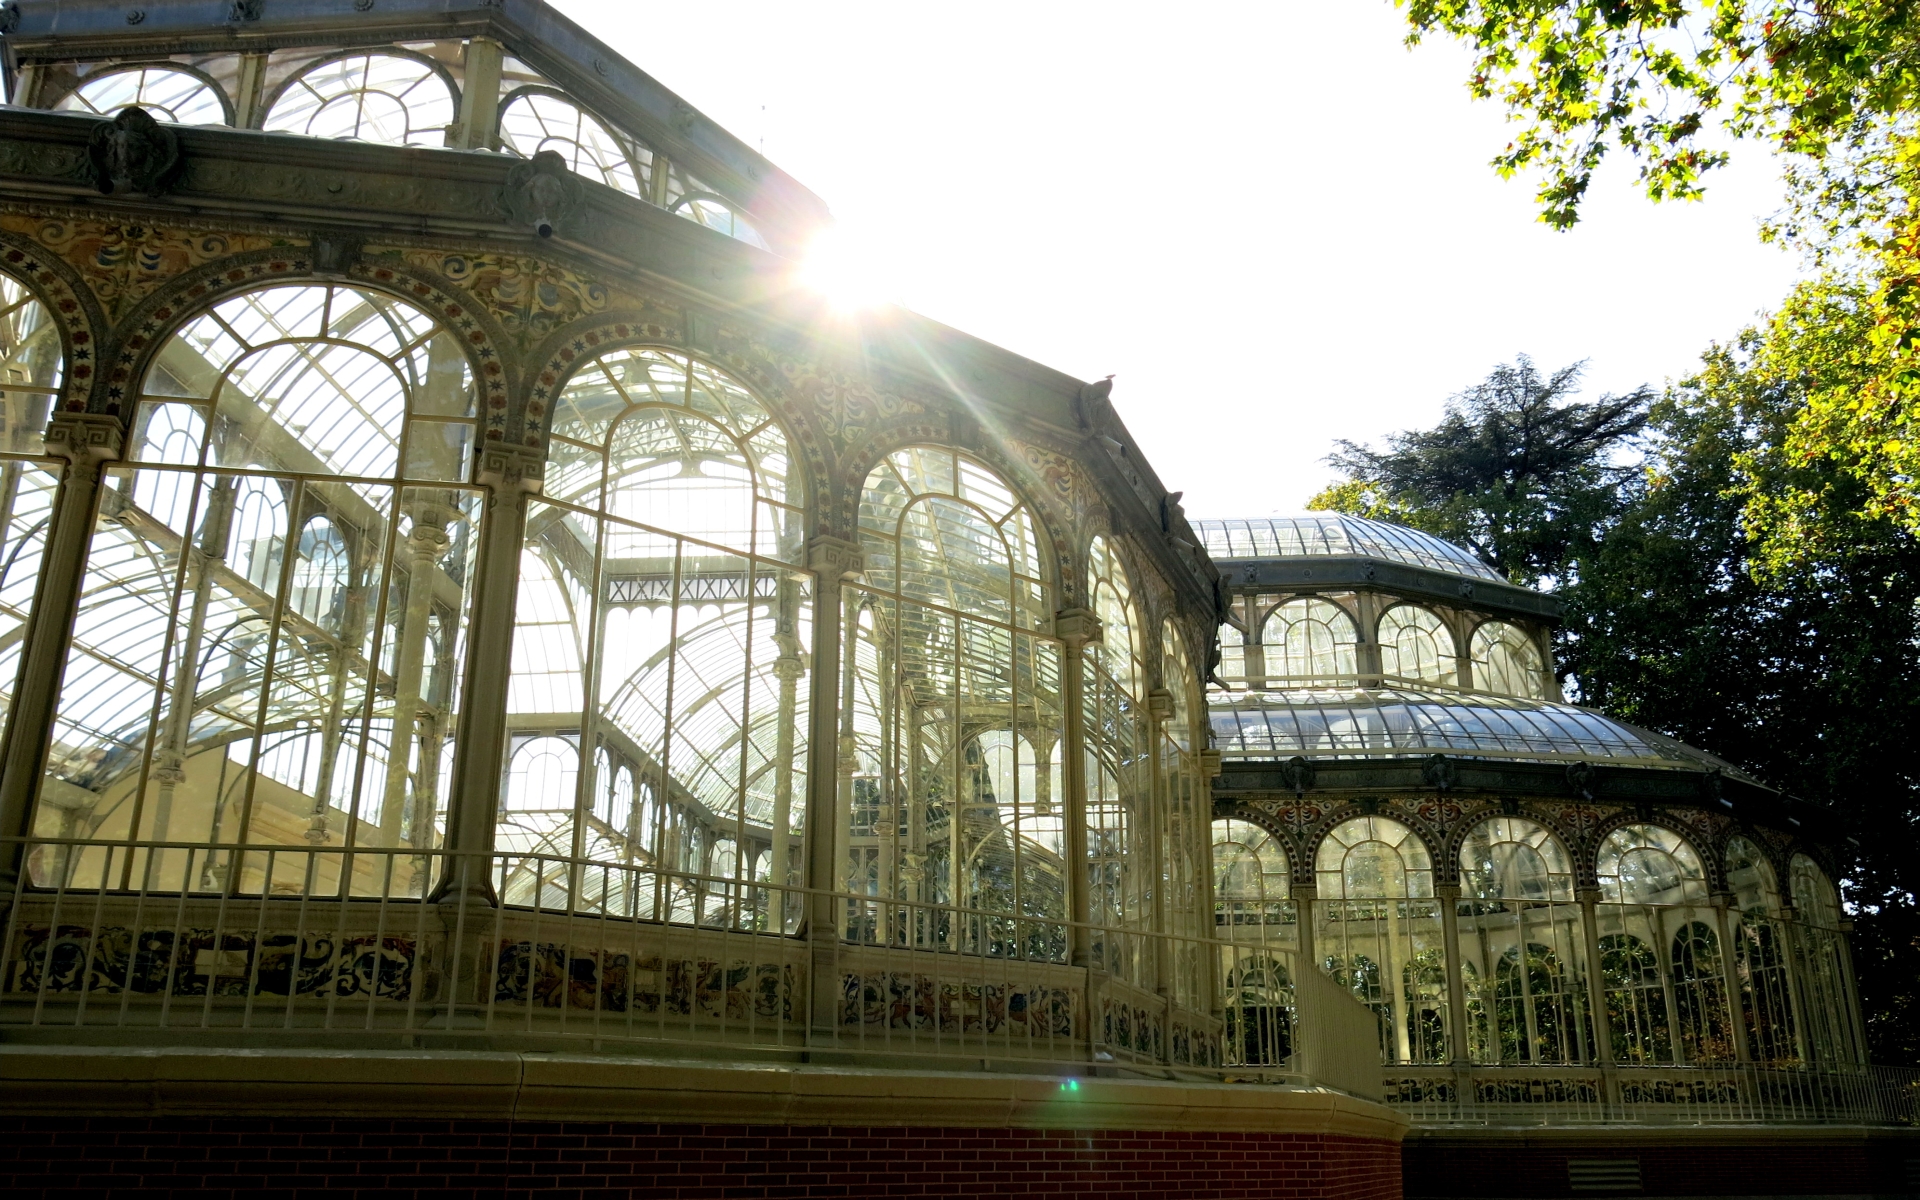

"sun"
[798,224,892,312]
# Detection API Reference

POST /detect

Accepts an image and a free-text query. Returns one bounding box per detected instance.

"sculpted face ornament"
[500,149,583,239]
[87,106,181,196]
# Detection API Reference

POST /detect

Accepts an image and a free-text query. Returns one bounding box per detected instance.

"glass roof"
[1209,687,1762,784]
[1193,515,1504,582]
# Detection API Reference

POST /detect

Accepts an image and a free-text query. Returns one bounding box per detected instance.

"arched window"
[1470,620,1547,699]
[1456,816,1588,1064]
[502,346,805,925]
[227,478,289,590]
[1671,920,1734,1062]
[1314,816,1447,1063]
[290,515,349,631]
[1378,605,1458,687]
[1597,824,1707,905]
[845,446,1063,964]
[1726,835,1797,1064]
[505,736,578,813]
[1084,535,1150,982]
[1790,854,1863,1064]
[1224,953,1295,1067]
[498,88,646,197]
[1213,817,1292,949]
[1259,598,1359,686]
[55,65,230,125]
[1594,824,1725,1064]
[669,194,771,250]
[610,766,635,835]
[42,284,481,898]
[1460,816,1572,901]
[264,52,457,146]
[1317,816,1434,899]
[1214,818,1291,907]
[1162,619,1207,1010]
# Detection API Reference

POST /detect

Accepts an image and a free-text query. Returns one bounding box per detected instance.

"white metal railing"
[0,837,1311,1087]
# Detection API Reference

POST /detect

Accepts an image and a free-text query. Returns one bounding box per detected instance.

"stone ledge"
[0,1044,1408,1139]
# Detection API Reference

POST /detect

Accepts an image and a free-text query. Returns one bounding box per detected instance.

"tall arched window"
[1085,535,1150,982]
[41,284,481,899]
[264,52,457,146]
[290,515,349,631]
[846,446,1062,963]
[1456,816,1589,1064]
[1594,824,1728,1064]
[1259,598,1359,687]
[501,346,806,927]
[498,88,647,197]
[1161,619,1207,1011]
[1469,620,1547,699]
[1314,816,1448,1063]
[1213,817,1293,960]
[1790,854,1863,1064]
[1378,604,1458,687]
[55,65,230,125]
[1727,835,1798,1064]
[0,269,65,879]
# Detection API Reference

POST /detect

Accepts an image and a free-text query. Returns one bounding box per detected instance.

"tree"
[1311,356,1651,588]
[1398,0,1920,616]
[1396,0,1920,233]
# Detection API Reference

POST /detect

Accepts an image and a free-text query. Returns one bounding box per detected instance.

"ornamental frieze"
[399,249,610,350]
[2,213,284,321]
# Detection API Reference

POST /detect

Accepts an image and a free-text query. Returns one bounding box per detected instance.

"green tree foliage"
[1396,0,1920,231]
[1310,356,1651,587]
[1398,0,1920,565]
[1315,350,1920,1064]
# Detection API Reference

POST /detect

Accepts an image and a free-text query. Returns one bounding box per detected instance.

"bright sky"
[553,1,1804,519]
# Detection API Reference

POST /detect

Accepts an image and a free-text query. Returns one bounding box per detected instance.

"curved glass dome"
[1194,515,1503,582]
[1210,687,1761,783]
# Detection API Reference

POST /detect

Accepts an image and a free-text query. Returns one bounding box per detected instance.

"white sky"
[554,1,1804,519]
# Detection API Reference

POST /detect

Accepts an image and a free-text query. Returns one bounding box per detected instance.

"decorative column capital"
[43,412,124,464]
[1053,606,1102,649]
[1147,688,1175,723]
[474,444,544,494]
[807,535,863,580]
[1434,882,1462,901]
[1199,748,1222,779]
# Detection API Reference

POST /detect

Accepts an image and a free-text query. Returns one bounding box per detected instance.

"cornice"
[1219,555,1562,623]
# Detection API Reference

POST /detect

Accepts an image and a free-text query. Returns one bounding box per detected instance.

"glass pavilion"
[0,0,1896,1149]
[1203,515,1869,1105]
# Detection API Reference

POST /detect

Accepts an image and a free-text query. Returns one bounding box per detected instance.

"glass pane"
[55,65,228,125]
[30,284,483,897]
[264,53,456,146]
[498,349,807,928]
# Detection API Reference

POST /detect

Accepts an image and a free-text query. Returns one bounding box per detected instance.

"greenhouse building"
[0,2,1907,1196]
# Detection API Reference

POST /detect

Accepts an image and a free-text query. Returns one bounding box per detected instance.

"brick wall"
[1403,1133,1918,1199]
[0,1117,1403,1199]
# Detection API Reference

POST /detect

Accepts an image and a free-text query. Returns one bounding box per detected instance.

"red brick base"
[0,1117,1403,1199]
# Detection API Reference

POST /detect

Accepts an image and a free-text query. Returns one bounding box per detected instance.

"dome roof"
[1209,687,1762,785]
[1193,515,1504,583]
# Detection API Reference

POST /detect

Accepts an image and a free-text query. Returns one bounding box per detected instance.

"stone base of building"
[0,1046,1406,1198]
[1403,1127,1920,1200]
